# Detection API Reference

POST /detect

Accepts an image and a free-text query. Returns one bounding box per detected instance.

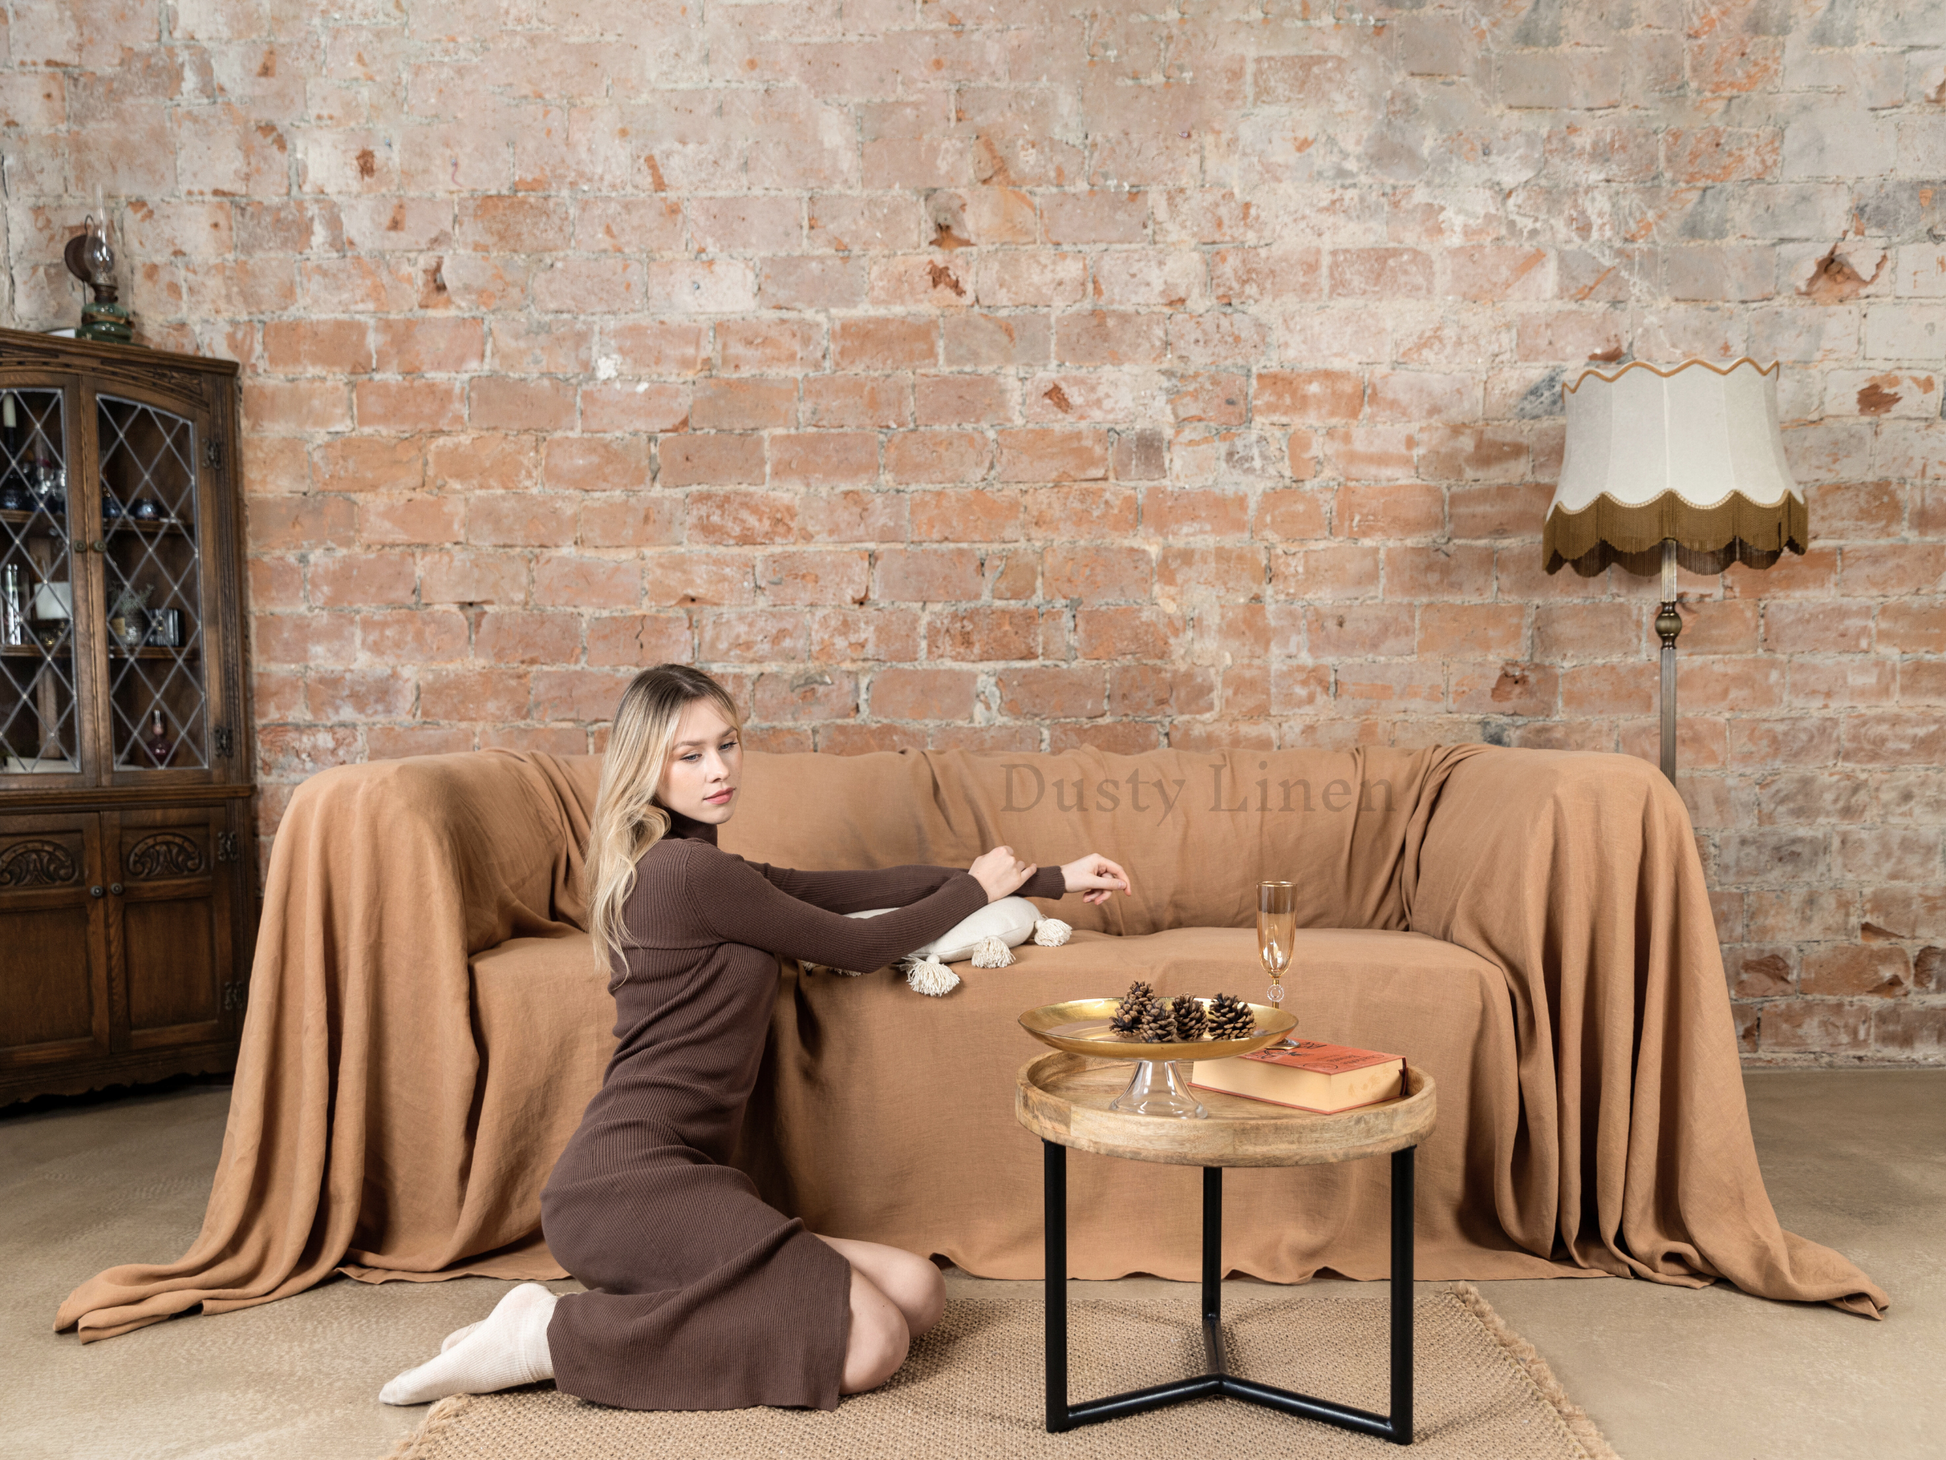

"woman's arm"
[746,860,1065,913]
[679,850,996,972]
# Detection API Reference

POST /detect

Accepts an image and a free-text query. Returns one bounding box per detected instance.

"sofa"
[59,743,1886,1342]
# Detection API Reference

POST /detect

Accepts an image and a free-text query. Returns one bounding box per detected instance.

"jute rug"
[387,1284,1619,1459]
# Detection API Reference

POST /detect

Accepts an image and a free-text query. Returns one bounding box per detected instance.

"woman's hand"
[1060,853,1130,906]
[969,845,1037,903]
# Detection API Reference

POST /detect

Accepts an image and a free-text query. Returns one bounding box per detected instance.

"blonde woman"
[381,663,1129,1411]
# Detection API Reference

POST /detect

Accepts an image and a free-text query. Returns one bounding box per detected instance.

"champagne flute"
[1258,880,1296,1019]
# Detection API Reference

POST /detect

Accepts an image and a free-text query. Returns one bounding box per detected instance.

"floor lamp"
[1543,359,1809,782]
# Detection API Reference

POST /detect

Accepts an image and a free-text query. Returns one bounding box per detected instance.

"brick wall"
[4,1,1943,1063]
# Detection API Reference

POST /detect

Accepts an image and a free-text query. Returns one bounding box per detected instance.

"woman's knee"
[840,1270,910,1394]
[889,1253,945,1337]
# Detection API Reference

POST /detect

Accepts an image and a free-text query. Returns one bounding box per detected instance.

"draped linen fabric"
[57,745,1885,1342]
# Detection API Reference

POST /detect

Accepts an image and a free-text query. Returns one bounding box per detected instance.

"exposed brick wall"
[4,1,1943,1063]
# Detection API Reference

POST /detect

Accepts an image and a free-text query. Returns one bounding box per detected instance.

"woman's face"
[657,698,742,825]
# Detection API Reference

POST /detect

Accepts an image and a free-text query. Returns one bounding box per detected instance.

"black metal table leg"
[1044,1139,1068,1433]
[1391,1144,1414,1443]
[1043,1138,1418,1444]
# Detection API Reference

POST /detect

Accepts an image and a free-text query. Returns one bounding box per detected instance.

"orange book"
[1188,1039,1404,1114]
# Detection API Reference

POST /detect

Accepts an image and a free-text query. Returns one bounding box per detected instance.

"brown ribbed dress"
[540,811,1065,1411]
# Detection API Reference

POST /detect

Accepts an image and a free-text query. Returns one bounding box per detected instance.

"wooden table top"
[1015,1051,1436,1168]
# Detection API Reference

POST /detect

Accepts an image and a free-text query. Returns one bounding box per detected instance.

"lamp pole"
[1655,538,1682,783]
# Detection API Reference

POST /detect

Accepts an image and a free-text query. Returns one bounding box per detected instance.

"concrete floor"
[3,1070,1940,1460]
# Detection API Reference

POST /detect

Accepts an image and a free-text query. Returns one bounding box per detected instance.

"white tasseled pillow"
[846,895,1041,964]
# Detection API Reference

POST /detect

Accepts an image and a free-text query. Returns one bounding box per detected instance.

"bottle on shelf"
[143,708,175,768]
[2,564,26,646]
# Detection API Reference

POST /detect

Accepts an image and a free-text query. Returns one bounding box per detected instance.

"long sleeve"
[676,853,1065,972]
[745,860,1065,915]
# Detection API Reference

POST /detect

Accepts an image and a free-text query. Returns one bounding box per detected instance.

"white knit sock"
[379,1283,557,1405]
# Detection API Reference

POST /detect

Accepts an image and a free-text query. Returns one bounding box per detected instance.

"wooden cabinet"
[0,329,254,1105]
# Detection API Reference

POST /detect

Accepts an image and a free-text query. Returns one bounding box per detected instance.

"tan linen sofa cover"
[58,745,1886,1342]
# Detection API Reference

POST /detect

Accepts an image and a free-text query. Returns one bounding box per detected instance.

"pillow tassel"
[1032,917,1072,947]
[904,956,960,997]
[969,934,1015,968]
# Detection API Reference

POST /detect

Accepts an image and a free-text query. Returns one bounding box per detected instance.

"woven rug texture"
[388,1283,1618,1459]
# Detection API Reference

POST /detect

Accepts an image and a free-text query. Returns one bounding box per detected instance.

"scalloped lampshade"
[1544,358,1808,578]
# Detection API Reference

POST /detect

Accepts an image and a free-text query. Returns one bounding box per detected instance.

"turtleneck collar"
[665,809,719,847]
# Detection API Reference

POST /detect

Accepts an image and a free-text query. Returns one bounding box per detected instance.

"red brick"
[699,609,809,663]
[245,378,352,433]
[1336,482,1445,539]
[1143,490,1250,539]
[720,318,826,376]
[753,669,859,723]
[313,435,426,495]
[532,669,637,722]
[358,495,463,546]
[886,429,992,484]
[473,610,581,665]
[690,490,799,546]
[796,489,909,544]
[915,373,1015,425]
[691,377,798,430]
[927,606,1038,660]
[543,436,652,492]
[1044,545,1152,604]
[309,552,416,608]
[469,377,576,431]
[1329,249,1432,299]
[1023,486,1138,539]
[658,434,766,488]
[643,551,757,607]
[1255,370,1363,423]
[997,666,1105,719]
[870,667,977,720]
[580,497,684,548]
[833,317,939,370]
[419,550,529,606]
[419,666,534,722]
[1054,310,1167,366]
[359,609,469,663]
[1451,662,1558,716]
[251,612,357,667]
[490,318,595,375]
[354,379,463,432]
[1418,604,1526,657]
[587,613,693,667]
[429,434,540,493]
[1109,664,1216,717]
[373,317,485,373]
[466,495,576,548]
[1801,946,1914,998]
[580,383,691,433]
[758,550,870,606]
[368,725,476,760]
[997,428,1109,483]
[943,313,1050,368]
[263,318,373,374]
[769,432,880,486]
[875,548,982,602]
[909,488,1021,542]
[534,555,641,609]
[249,495,357,552]
[802,374,911,429]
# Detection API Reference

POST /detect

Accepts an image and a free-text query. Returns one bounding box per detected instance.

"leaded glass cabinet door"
[0,385,94,782]
[94,388,219,786]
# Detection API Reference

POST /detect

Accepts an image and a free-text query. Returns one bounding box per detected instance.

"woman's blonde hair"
[585,664,741,977]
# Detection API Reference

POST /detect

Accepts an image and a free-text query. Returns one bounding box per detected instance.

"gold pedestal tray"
[1018,997,1298,1120]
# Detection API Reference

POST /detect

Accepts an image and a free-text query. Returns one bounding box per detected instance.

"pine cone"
[1136,1000,1178,1043]
[1206,992,1256,1040]
[1171,995,1209,1041]
[1109,979,1155,1034]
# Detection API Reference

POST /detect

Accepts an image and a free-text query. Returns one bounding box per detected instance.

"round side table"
[1015,1051,1437,1445]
